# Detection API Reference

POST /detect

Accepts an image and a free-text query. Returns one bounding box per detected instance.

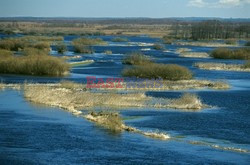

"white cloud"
[188,0,250,8]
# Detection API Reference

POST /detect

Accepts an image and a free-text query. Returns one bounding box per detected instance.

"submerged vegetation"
[211,48,250,60]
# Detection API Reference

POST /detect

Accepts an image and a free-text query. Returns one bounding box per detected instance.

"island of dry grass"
[194,62,250,72]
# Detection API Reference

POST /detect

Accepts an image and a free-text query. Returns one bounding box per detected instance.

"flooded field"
[0,35,250,164]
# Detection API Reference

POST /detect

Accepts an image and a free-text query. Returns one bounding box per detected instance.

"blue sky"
[0,0,249,18]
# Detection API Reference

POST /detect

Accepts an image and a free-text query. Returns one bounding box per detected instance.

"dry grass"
[123,63,193,80]
[175,48,191,53]
[211,48,250,60]
[23,84,149,114]
[180,52,210,58]
[70,60,95,67]
[168,93,205,110]
[23,82,211,111]
[23,47,49,56]
[0,49,13,57]
[94,79,230,91]
[85,111,123,132]
[85,112,170,140]
[0,83,22,90]
[175,41,238,47]
[194,62,250,72]
[104,50,113,55]
[0,55,70,76]
[59,80,87,91]
[122,52,152,65]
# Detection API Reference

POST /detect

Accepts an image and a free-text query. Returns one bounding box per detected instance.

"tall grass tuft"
[122,52,152,65]
[0,55,69,76]
[0,49,13,57]
[56,42,67,54]
[211,48,250,60]
[122,63,193,80]
[89,111,123,132]
[23,47,49,56]
[72,37,107,54]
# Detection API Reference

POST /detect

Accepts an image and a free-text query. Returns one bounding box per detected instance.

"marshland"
[0,17,250,164]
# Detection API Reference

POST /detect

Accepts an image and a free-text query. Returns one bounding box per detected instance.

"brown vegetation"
[211,48,250,60]
[0,55,69,76]
[123,63,193,80]
[195,62,250,72]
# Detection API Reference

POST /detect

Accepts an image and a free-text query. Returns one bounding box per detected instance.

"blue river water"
[0,35,250,164]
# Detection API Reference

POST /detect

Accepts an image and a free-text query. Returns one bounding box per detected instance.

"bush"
[211,48,250,60]
[112,37,128,42]
[32,42,51,50]
[153,43,164,50]
[89,111,123,132]
[122,63,193,80]
[0,49,13,57]
[0,38,25,51]
[123,52,152,65]
[23,47,49,56]
[0,55,69,76]
[56,42,67,54]
[73,43,93,54]
[72,37,106,54]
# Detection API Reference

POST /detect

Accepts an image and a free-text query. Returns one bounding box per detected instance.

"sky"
[0,0,250,18]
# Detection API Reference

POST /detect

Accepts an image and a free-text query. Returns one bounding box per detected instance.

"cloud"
[188,0,250,8]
